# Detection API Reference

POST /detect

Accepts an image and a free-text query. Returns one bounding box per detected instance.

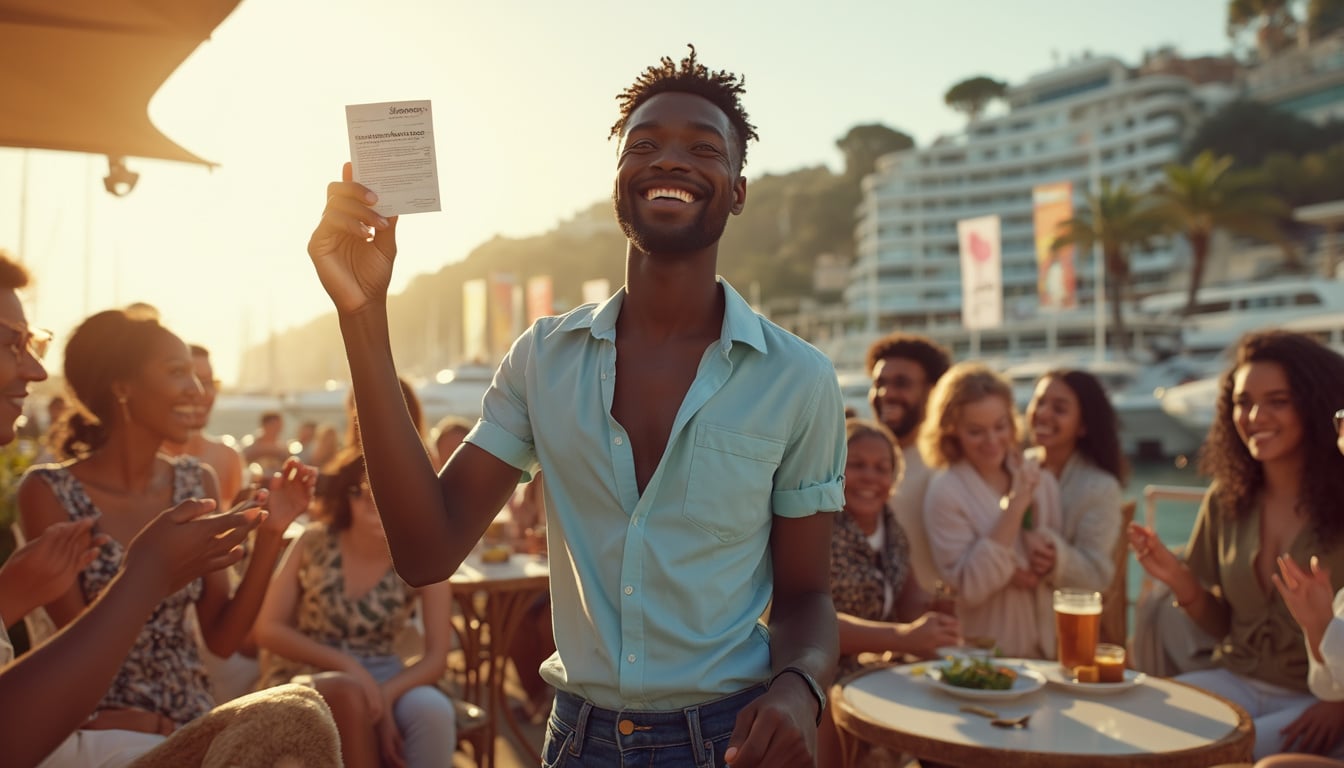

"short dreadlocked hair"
[610,44,759,169]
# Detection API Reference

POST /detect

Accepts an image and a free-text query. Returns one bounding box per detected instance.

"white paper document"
[345,99,441,217]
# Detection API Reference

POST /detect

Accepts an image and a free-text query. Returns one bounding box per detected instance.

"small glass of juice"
[1094,643,1126,683]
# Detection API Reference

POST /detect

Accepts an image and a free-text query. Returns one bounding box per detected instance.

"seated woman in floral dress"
[254,448,456,768]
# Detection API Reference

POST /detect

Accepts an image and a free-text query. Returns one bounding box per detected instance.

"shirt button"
[627,654,637,663]
[601,372,607,380]
[614,436,624,446]
[624,585,634,596]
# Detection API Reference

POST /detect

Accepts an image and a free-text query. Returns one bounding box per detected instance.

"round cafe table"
[451,551,550,768]
[831,661,1253,768]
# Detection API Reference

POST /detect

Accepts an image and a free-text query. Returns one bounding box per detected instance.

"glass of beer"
[1054,588,1101,671]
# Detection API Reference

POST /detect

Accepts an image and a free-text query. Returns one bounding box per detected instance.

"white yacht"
[1136,277,1344,363]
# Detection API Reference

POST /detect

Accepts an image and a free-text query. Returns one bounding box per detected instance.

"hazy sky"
[0,0,1232,386]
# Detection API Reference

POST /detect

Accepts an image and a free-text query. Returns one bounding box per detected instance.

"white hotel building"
[826,54,1235,369]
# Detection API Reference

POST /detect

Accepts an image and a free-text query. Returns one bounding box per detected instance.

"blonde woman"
[919,362,1062,659]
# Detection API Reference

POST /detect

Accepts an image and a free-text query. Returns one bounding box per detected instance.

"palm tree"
[1051,180,1165,354]
[1154,151,1287,315]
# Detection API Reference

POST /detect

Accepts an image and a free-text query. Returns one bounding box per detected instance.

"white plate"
[924,663,1047,701]
[1031,662,1146,694]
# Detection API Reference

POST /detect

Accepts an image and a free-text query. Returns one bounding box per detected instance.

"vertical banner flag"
[526,275,554,324]
[582,278,611,306]
[1032,181,1077,309]
[488,273,517,362]
[957,215,1003,330]
[462,278,487,364]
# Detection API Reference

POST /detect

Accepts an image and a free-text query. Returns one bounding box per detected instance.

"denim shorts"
[541,684,768,768]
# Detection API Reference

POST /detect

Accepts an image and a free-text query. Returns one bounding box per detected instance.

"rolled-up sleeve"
[771,362,845,518]
[467,327,538,477]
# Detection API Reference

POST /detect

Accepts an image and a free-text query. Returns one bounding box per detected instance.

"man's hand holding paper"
[346,99,441,217]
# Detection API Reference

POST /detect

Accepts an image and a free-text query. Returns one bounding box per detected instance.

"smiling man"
[307,46,845,766]
[161,345,244,505]
[865,332,951,592]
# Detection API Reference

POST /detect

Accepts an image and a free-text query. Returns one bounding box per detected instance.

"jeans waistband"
[552,683,767,760]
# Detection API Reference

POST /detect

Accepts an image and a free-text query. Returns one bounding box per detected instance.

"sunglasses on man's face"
[0,317,52,361]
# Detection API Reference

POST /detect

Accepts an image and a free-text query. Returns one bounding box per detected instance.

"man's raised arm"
[308,163,518,585]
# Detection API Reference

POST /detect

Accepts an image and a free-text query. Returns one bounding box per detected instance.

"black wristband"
[770,666,826,726]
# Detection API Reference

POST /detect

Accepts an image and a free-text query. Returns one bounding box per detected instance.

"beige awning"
[0,0,241,165]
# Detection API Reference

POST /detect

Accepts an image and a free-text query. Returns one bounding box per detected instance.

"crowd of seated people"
[9,256,1344,767]
[0,253,340,768]
[833,328,1344,764]
[0,279,562,766]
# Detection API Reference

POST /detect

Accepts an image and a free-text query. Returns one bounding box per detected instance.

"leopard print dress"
[256,521,416,689]
[30,457,214,727]
[829,503,912,679]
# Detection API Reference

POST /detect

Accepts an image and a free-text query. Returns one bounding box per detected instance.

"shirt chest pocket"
[683,424,785,543]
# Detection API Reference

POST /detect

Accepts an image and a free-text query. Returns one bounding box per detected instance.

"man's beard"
[613,189,727,256]
[883,403,923,442]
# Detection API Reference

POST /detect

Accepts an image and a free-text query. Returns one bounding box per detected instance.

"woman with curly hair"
[1024,369,1127,598]
[920,362,1063,659]
[1130,330,1344,761]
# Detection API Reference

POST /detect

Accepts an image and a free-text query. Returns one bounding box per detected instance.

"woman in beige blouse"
[920,363,1062,659]
[1023,369,1127,594]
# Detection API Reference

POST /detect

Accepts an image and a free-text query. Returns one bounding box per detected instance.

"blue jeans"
[541,684,767,768]
[358,655,456,768]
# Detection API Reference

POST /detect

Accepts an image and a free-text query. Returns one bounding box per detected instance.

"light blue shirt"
[466,278,846,709]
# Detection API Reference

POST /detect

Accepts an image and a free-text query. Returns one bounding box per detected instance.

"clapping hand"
[1273,554,1335,656]
[122,499,263,598]
[307,163,399,315]
[1128,522,1185,587]
[259,458,318,535]
[0,518,107,619]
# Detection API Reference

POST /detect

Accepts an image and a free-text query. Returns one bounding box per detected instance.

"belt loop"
[684,704,709,766]
[569,700,592,758]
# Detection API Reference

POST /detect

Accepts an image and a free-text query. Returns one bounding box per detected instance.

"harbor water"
[1122,458,1207,631]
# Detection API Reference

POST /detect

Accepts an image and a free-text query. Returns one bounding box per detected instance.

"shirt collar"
[555,277,768,354]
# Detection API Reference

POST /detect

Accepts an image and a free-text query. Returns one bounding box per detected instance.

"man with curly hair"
[865,332,951,592]
[306,46,844,766]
